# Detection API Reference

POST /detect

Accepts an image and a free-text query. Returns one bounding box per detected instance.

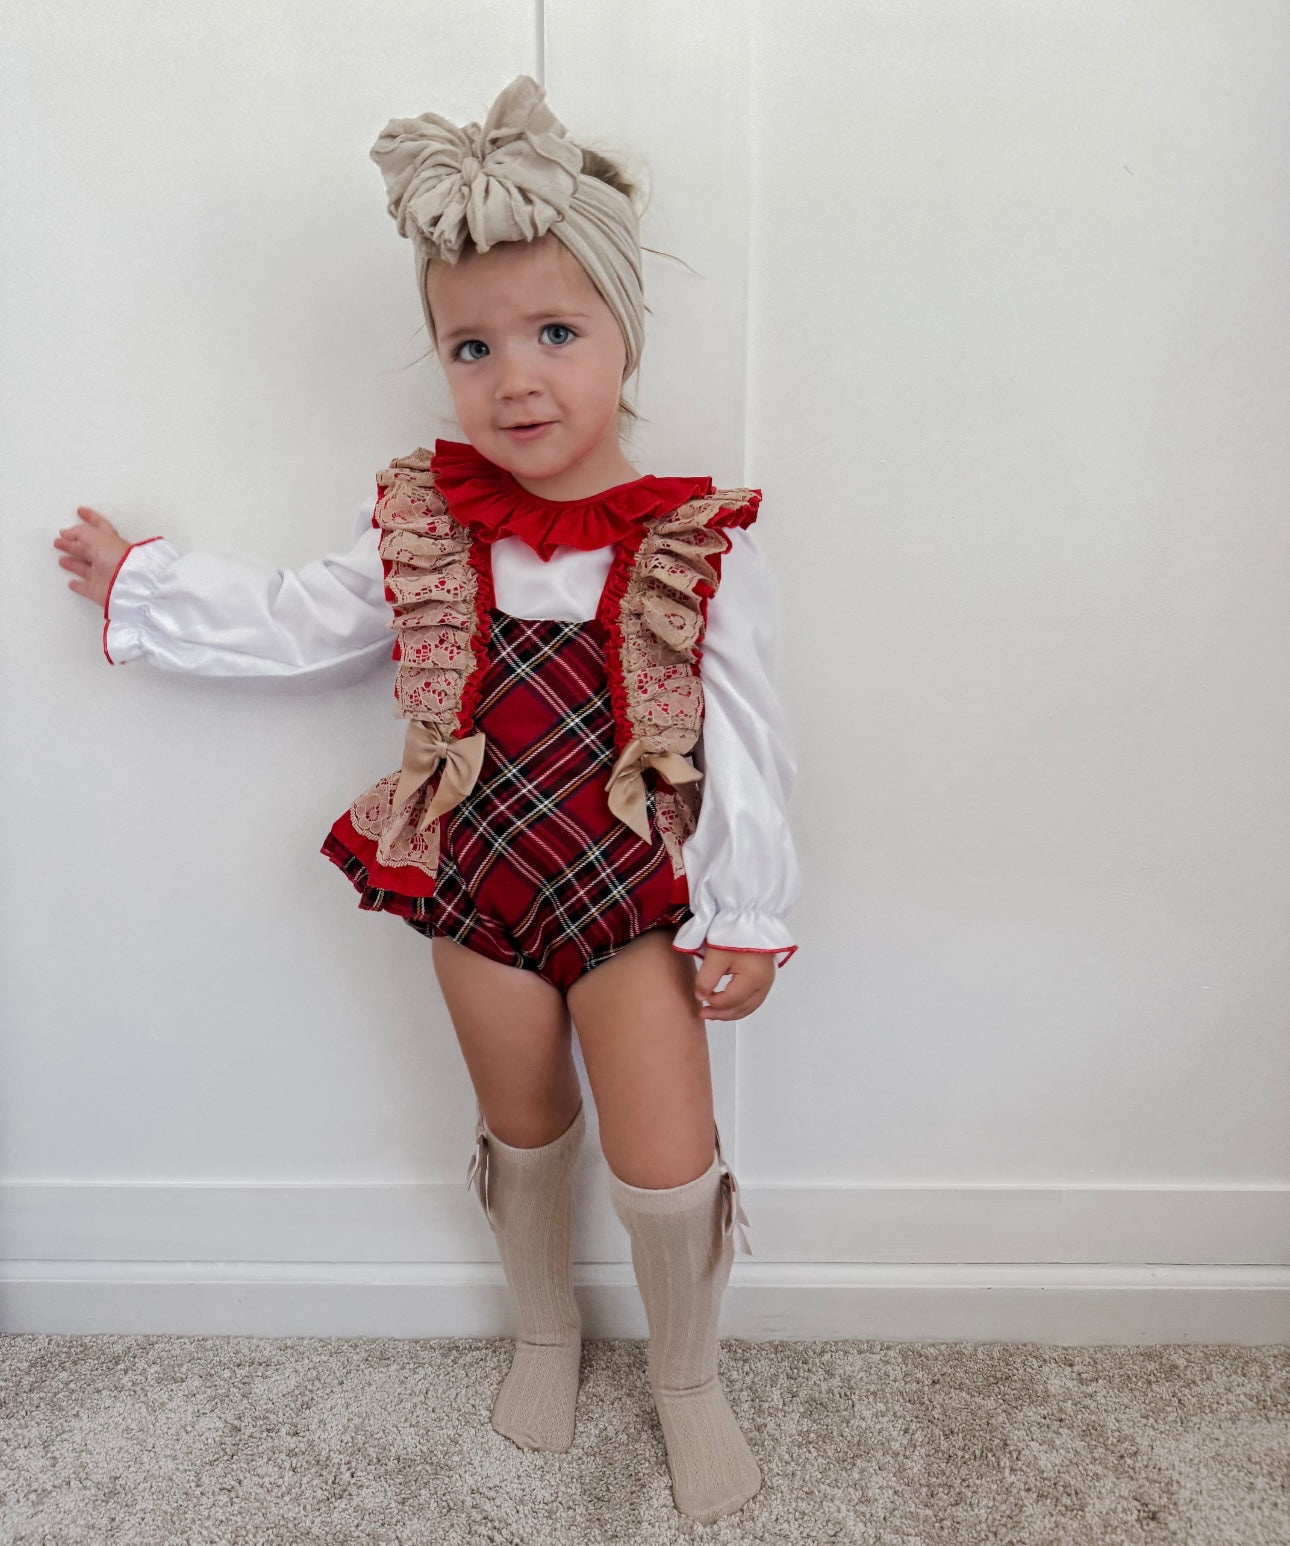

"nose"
[493,343,543,404]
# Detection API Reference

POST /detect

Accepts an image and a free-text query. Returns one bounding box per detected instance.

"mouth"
[502,421,554,438]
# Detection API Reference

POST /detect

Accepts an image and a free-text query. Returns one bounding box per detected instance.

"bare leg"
[567,927,761,1522]
[430,935,585,1451]
[431,935,581,1143]
[565,927,714,1187]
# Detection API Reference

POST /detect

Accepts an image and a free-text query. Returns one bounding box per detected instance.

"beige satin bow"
[714,1122,752,1257]
[604,738,703,844]
[393,720,487,831]
[465,1103,491,1225]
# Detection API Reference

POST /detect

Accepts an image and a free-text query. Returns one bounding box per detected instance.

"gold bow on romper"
[389,730,702,848]
[603,739,704,845]
[393,722,489,831]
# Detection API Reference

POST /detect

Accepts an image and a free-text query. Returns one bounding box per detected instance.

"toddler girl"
[53,74,801,1526]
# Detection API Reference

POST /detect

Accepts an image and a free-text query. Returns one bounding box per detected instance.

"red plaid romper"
[321,441,761,994]
[323,590,693,991]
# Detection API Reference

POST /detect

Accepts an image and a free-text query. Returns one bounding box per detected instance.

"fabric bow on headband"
[369,75,645,381]
[371,75,582,262]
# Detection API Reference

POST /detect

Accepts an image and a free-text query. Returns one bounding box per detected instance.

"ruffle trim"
[373,448,494,738]
[429,438,714,561]
[692,491,762,669]
[598,487,762,758]
[596,527,654,759]
[320,809,437,918]
[321,810,692,925]
[460,521,496,735]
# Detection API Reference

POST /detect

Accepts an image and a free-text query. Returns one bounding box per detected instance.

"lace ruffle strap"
[714,1121,752,1256]
[465,1102,492,1225]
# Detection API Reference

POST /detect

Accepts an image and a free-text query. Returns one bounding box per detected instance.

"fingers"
[54,508,100,537]
[700,984,768,1021]
[54,510,122,608]
[53,526,92,556]
[54,509,115,549]
[695,967,771,1021]
[53,534,92,573]
[692,947,777,1022]
[56,546,92,593]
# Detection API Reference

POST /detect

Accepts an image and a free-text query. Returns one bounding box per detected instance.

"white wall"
[2,0,1286,1342]
[748,0,1290,1185]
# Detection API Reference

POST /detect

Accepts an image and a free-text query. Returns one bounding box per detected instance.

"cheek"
[446,375,486,426]
[583,350,625,404]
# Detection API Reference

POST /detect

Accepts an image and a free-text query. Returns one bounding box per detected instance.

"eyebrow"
[439,311,592,346]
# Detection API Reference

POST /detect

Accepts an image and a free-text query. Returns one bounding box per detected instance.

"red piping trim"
[458,525,496,737]
[101,535,165,664]
[672,940,798,967]
[595,524,653,756]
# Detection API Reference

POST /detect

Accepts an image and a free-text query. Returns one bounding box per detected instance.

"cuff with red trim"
[671,939,798,968]
[101,536,168,664]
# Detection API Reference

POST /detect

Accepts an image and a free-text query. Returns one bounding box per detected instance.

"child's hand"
[693,948,777,1021]
[53,507,131,608]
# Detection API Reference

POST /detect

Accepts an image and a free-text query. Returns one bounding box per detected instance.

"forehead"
[426,234,601,326]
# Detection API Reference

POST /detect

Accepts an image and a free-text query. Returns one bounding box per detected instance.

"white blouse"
[103,498,802,965]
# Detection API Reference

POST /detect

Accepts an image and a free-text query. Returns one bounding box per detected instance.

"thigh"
[430,935,581,1148]
[565,927,715,1188]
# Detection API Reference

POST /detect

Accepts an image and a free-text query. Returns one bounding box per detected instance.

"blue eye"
[452,339,488,362]
[542,323,575,346]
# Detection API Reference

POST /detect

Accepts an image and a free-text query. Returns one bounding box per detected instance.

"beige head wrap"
[370,75,644,382]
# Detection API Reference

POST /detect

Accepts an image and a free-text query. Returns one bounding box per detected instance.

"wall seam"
[535,0,546,84]
[735,0,756,1179]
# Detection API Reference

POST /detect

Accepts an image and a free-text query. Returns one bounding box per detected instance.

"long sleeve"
[101,498,395,689]
[670,527,802,967]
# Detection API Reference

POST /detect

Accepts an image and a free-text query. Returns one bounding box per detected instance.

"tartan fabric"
[323,605,693,991]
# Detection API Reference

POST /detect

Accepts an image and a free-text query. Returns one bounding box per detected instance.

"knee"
[485,1091,584,1149]
[603,1137,716,1190]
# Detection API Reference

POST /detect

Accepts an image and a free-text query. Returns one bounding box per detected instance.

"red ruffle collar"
[429,439,714,562]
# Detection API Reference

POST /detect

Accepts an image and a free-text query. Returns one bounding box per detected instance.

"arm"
[671,527,803,974]
[99,499,396,690]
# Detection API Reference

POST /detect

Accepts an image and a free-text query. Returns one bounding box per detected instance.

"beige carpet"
[1,1335,1286,1544]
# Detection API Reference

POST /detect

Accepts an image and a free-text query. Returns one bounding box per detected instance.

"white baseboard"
[3,1178,1287,1343]
[1,1261,1287,1343]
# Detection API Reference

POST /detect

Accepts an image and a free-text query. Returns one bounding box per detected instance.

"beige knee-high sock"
[468,1100,585,1452]
[608,1152,762,1524]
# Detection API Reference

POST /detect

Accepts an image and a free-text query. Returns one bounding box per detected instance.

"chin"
[499,438,586,475]
[493,443,563,476]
